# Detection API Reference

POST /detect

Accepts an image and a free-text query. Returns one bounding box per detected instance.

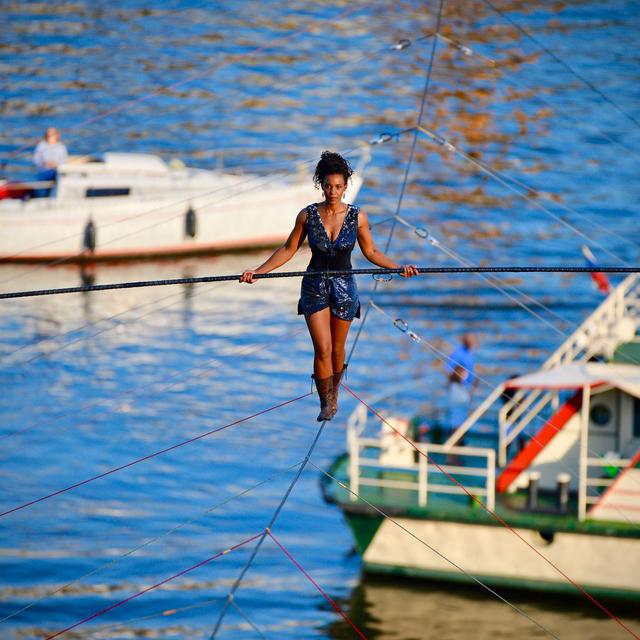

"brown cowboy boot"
[312,374,335,421]
[331,363,348,415]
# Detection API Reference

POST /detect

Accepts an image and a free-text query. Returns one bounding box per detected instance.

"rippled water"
[1,1,639,638]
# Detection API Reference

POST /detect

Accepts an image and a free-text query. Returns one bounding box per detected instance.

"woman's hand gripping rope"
[239,269,258,284]
[399,264,419,278]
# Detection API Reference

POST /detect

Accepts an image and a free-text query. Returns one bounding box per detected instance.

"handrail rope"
[43,531,264,640]
[309,462,561,640]
[266,529,368,640]
[346,0,446,367]
[0,325,306,449]
[7,1,369,162]
[208,415,332,638]
[2,266,639,301]
[0,392,311,518]
[0,460,304,625]
[416,125,634,269]
[435,31,637,153]
[368,300,640,514]
[343,382,640,639]
[481,0,640,131]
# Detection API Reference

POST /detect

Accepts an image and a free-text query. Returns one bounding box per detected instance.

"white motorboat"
[0,151,366,263]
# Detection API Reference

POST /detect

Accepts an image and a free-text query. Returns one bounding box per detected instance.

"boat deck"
[321,453,640,538]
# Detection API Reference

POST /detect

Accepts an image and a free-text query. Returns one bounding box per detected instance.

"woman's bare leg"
[305,308,333,378]
[329,314,352,412]
[330,314,352,373]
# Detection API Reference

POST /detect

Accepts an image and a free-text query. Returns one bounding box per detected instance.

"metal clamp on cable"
[393,318,408,332]
[432,132,456,153]
[414,227,428,239]
[391,38,411,51]
[407,330,422,344]
[369,132,396,145]
[453,41,472,56]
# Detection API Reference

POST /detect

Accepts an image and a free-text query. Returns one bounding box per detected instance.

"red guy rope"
[44,532,263,639]
[267,529,367,640]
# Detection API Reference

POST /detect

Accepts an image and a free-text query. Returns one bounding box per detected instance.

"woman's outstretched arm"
[357,210,419,277]
[240,209,308,283]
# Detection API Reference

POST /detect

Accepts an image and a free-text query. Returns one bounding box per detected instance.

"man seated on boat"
[33,127,68,196]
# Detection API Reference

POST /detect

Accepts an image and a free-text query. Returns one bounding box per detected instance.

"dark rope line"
[209,417,331,638]
[2,266,638,301]
[346,0,446,365]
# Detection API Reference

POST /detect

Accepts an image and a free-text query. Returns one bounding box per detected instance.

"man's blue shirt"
[446,345,475,387]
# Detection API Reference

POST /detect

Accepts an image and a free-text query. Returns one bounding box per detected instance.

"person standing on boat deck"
[33,127,68,195]
[447,365,472,438]
[240,151,418,421]
[446,333,477,392]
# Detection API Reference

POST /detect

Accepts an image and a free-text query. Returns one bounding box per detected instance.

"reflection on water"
[1,0,640,637]
[329,576,640,640]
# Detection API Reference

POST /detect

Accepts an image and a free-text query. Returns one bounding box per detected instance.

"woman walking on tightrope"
[240,151,418,421]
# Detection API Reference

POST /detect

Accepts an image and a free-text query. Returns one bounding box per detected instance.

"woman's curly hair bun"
[313,150,353,189]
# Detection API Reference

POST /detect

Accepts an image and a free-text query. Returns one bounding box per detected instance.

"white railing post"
[348,432,359,502]
[486,448,496,511]
[578,385,591,521]
[418,447,428,507]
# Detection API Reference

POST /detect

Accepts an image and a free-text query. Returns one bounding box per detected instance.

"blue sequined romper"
[297,203,361,320]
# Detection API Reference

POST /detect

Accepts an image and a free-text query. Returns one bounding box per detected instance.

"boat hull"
[346,512,640,599]
[0,176,363,263]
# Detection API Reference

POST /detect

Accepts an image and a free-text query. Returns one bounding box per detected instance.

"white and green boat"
[322,274,640,599]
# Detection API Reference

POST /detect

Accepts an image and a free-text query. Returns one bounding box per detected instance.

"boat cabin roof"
[505,362,640,399]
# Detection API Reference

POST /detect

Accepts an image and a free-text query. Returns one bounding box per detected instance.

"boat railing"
[445,273,640,463]
[580,455,632,521]
[347,432,496,511]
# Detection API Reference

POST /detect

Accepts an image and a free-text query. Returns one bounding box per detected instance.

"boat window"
[590,404,611,427]
[85,187,130,197]
[634,397,640,438]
